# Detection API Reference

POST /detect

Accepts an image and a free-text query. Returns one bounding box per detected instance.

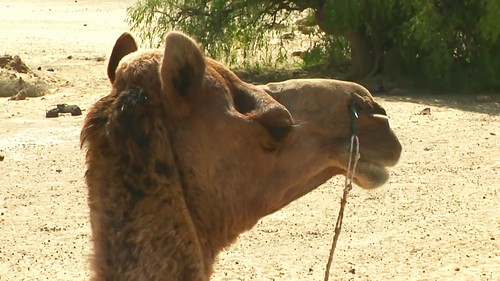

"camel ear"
[107,32,138,83]
[160,31,205,113]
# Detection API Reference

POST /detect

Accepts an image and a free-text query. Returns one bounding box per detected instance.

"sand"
[1,1,499,280]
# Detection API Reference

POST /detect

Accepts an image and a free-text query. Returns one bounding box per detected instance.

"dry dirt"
[1,1,499,280]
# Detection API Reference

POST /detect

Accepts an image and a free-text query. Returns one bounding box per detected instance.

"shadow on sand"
[377,93,499,116]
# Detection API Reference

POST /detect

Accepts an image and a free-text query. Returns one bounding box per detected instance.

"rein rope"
[323,104,361,281]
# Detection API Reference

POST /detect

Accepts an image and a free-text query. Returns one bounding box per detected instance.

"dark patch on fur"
[116,86,148,117]
[135,133,151,150]
[155,161,172,178]
[132,164,143,174]
[108,86,152,156]
[121,154,131,165]
[161,197,172,207]
[143,176,153,191]
[122,180,146,201]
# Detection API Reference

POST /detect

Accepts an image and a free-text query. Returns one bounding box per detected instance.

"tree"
[127,0,500,91]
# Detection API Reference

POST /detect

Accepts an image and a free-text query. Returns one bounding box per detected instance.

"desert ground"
[1,1,499,280]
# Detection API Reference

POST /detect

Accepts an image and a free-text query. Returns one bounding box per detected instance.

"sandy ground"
[1,1,499,280]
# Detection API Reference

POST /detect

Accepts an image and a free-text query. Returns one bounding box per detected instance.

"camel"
[81,31,402,280]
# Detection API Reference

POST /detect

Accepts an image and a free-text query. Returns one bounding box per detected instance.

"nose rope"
[324,104,361,281]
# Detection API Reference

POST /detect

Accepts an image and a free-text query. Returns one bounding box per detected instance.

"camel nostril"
[267,126,292,140]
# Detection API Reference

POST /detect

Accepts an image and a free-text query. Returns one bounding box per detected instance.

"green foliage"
[301,35,350,71]
[127,0,296,67]
[400,0,500,90]
[127,0,500,91]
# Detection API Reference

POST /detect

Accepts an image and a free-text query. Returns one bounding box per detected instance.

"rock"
[0,54,30,73]
[0,71,50,98]
[0,155,4,161]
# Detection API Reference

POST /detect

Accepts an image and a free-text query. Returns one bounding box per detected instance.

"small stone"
[419,107,431,115]
[83,23,87,27]
[0,155,4,161]
[47,68,54,72]
[37,66,42,70]
[67,55,73,59]
[455,267,460,271]
[56,169,62,173]
[349,268,355,274]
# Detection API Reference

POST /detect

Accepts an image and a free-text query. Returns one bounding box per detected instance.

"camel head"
[81,31,401,280]
[260,78,402,190]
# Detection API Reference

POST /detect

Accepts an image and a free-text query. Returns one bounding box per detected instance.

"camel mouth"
[351,160,390,189]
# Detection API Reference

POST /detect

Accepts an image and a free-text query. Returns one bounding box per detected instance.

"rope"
[323,105,360,281]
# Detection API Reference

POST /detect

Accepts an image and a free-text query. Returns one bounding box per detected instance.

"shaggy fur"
[81,31,401,280]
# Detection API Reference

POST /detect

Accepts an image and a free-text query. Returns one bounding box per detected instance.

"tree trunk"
[342,32,374,79]
[313,1,375,79]
[313,7,374,79]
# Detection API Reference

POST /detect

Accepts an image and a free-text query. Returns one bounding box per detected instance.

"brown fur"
[81,31,402,280]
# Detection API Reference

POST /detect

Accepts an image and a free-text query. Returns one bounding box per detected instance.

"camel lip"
[348,159,390,189]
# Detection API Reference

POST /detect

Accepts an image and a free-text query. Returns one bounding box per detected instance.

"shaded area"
[379,94,500,116]
[236,69,499,116]
[234,68,337,85]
